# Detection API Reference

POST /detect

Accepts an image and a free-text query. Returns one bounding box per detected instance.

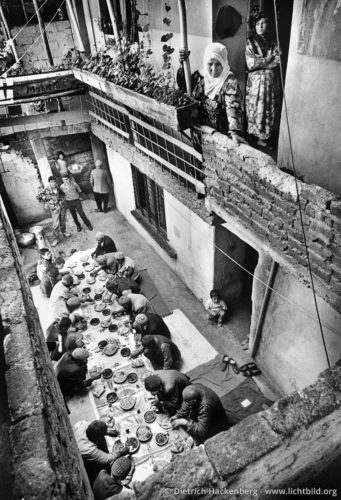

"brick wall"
[202,132,341,314]
[70,150,94,193]
[12,21,75,72]
[0,201,92,500]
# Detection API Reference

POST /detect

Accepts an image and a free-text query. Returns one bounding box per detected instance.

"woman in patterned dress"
[178,43,246,145]
[245,13,281,148]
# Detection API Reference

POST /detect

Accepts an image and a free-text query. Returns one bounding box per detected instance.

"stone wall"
[203,132,341,315]
[12,21,75,72]
[115,361,341,500]
[0,200,92,500]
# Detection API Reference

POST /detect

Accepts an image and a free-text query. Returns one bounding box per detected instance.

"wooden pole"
[106,0,119,40]
[177,0,192,95]
[32,0,54,66]
[0,4,20,62]
[66,0,85,52]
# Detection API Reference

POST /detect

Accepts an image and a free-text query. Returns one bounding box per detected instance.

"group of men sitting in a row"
[39,232,231,499]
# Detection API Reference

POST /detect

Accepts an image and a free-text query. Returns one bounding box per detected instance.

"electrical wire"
[1,0,67,78]
[272,0,330,368]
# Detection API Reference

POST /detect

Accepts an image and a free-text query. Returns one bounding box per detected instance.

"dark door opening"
[214,220,259,341]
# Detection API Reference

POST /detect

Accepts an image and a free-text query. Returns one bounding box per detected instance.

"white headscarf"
[203,43,231,100]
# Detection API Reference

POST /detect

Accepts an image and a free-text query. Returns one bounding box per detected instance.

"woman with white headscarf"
[178,42,246,145]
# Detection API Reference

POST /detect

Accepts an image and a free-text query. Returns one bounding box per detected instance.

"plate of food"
[170,441,184,454]
[102,308,111,316]
[112,371,127,384]
[120,395,136,411]
[94,303,106,312]
[90,317,100,326]
[106,392,118,404]
[155,432,169,447]
[157,415,173,431]
[131,358,144,368]
[117,387,136,398]
[98,340,108,350]
[127,372,138,384]
[98,271,108,281]
[125,436,140,454]
[112,440,125,454]
[103,344,118,356]
[80,255,89,263]
[144,410,156,424]
[102,368,113,379]
[74,268,84,277]
[101,318,112,328]
[83,263,94,272]
[136,425,152,443]
[120,347,131,357]
[86,276,96,285]
[106,338,120,347]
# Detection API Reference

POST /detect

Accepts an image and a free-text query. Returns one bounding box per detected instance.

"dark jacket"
[93,470,123,500]
[144,335,181,370]
[106,276,140,295]
[93,236,117,257]
[46,321,67,361]
[176,383,230,444]
[138,313,171,339]
[40,263,60,297]
[154,369,190,415]
[55,353,87,395]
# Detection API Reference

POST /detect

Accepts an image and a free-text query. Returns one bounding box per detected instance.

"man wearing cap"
[115,252,139,280]
[170,383,230,445]
[46,316,72,361]
[144,370,191,416]
[131,334,181,370]
[92,233,117,258]
[90,160,111,213]
[106,276,140,296]
[60,174,93,232]
[55,347,92,396]
[50,274,77,318]
[92,252,118,275]
[93,456,134,500]
[133,312,171,340]
[119,293,151,318]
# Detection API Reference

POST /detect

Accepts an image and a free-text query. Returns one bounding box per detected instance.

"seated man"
[50,274,90,320]
[118,293,151,318]
[74,420,126,486]
[115,252,139,280]
[93,456,134,500]
[133,313,171,339]
[37,248,53,281]
[46,316,71,361]
[170,384,230,445]
[40,261,61,298]
[93,252,118,275]
[64,332,84,353]
[131,335,181,370]
[55,347,92,396]
[144,370,191,416]
[106,276,140,296]
[92,232,117,258]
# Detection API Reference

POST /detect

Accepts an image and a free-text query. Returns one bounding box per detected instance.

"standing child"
[206,289,228,327]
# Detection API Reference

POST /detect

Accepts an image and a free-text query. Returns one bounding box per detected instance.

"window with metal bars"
[87,87,131,139]
[131,166,167,236]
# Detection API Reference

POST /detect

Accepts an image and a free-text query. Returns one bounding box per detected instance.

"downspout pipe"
[177,0,192,95]
[251,260,278,358]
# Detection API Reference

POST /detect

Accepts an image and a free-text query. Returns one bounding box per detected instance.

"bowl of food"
[109,324,118,333]
[125,436,140,454]
[90,317,100,326]
[82,287,91,295]
[136,425,152,443]
[127,372,138,384]
[102,308,111,317]
[102,368,113,379]
[120,395,136,411]
[106,392,118,404]
[94,293,103,301]
[98,340,108,350]
[120,347,131,358]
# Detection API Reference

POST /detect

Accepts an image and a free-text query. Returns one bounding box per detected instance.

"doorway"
[214,219,259,341]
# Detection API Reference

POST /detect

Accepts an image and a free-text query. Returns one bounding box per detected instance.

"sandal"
[239,362,261,377]
[228,358,240,374]
[219,355,229,372]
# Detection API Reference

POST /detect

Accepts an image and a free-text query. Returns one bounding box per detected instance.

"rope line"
[6,0,50,43]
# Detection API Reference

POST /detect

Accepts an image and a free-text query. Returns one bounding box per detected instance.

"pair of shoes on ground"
[95,208,110,213]
[239,362,261,377]
[219,355,239,374]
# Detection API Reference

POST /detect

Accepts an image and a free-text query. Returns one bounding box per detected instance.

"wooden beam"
[32,0,54,66]
[0,4,20,63]
[66,0,85,52]
[106,0,119,40]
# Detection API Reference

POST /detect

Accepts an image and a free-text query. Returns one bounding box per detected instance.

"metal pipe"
[251,260,278,358]
[66,0,85,52]
[82,0,97,53]
[32,0,54,66]
[106,0,119,40]
[177,0,192,95]
[0,4,20,62]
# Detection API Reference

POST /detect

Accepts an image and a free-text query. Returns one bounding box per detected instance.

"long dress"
[245,36,281,140]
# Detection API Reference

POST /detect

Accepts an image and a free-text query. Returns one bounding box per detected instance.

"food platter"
[125,436,140,454]
[136,425,152,443]
[127,372,138,384]
[120,347,131,357]
[106,392,118,404]
[90,317,100,326]
[144,410,156,424]
[112,371,127,384]
[155,432,169,447]
[103,344,118,356]
[102,368,113,379]
[120,395,136,411]
[94,303,106,312]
